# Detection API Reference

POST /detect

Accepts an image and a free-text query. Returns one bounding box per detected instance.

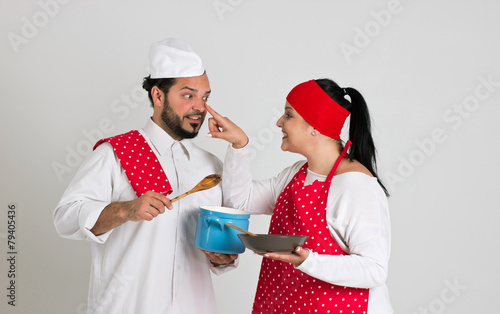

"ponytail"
[315,79,389,196]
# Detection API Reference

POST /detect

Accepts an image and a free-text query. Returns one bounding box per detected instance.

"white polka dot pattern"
[94,130,173,197]
[252,159,369,314]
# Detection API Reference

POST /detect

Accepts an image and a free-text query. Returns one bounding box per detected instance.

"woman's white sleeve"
[296,174,391,289]
[222,144,303,215]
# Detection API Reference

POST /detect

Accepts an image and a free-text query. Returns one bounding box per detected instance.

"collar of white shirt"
[144,118,194,160]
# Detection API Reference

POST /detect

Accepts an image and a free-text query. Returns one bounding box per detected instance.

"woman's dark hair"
[142,75,177,107]
[315,78,389,196]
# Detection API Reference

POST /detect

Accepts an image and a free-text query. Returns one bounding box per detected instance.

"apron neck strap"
[325,140,352,182]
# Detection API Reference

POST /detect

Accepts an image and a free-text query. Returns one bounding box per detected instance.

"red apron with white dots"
[93,130,173,197]
[252,141,369,313]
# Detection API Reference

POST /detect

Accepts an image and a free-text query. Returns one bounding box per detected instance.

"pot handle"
[203,216,225,231]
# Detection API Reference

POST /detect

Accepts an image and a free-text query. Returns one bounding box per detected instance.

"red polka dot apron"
[252,141,369,313]
[93,130,173,197]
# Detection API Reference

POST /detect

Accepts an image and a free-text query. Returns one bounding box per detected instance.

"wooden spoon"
[225,223,257,236]
[170,174,222,203]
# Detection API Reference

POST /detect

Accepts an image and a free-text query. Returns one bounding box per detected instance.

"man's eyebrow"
[180,86,211,94]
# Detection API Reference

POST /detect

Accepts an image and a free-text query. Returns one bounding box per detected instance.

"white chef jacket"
[54,118,235,314]
[222,145,393,314]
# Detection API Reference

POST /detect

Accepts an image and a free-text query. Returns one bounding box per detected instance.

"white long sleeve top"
[222,145,393,314]
[54,119,235,314]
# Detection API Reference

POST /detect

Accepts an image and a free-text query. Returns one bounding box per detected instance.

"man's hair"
[142,76,177,107]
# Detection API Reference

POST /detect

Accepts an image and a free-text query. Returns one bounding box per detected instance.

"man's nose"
[193,99,206,112]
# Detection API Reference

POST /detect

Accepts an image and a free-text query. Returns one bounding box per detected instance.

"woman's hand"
[205,103,249,149]
[257,246,310,267]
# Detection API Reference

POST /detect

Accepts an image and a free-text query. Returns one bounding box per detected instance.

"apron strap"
[325,140,352,182]
[94,130,173,197]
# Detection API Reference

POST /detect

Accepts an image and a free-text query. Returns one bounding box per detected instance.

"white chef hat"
[149,38,205,79]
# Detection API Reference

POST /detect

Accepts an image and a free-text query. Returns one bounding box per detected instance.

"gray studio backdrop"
[1,0,499,313]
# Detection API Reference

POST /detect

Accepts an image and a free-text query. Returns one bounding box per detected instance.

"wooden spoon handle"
[170,174,222,203]
[225,223,257,236]
[170,192,189,203]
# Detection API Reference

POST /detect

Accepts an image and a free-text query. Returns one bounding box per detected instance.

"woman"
[206,78,392,313]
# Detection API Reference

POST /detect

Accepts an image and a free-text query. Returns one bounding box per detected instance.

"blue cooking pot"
[195,206,250,254]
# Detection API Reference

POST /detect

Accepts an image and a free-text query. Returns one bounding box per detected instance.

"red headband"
[286,80,350,140]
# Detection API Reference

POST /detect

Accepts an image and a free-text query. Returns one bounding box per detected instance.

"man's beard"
[160,101,204,139]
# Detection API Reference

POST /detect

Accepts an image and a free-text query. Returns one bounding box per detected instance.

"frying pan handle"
[203,216,225,231]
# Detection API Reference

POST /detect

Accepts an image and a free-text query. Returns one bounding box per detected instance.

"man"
[54,38,237,313]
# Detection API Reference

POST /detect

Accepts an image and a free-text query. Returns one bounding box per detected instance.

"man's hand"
[205,103,249,149]
[200,249,238,266]
[90,191,173,236]
[124,190,173,221]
